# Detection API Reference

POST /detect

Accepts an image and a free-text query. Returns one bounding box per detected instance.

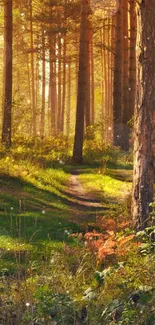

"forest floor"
[0,161,132,274]
[65,169,109,226]
[0,156,139,324]
[1,148,155,324]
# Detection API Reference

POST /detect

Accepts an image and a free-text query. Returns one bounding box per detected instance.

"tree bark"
[57,34,62,134]
[2,0,13,148]
[61,34,67,133]
[129,0,137,117]
[85,18,91,129]
[113,0,123,147]
[72,0,88,163]
[40,27,46,137]
[30,0,36,137]
[122,0,130,151]
[132,0,155,230]
[66,57,71,138]
[90,31,94,124]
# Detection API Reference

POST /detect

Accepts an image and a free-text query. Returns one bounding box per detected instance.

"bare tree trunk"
[40,27,46,137]
[129,0,137,117]
[57,34,62,134]
[90,32,94,124]
[122,0,130,151]
[30,0,36,137]
[100,28,104,142]
[103,24,108,142]
[85,19,91,129]
[113,0,123,147]
[2,0,12,148]
[66,57,71,138]
[72,0,88,163]
[61,34,67,133]
[132,0,155,230]
[27,54,32,136]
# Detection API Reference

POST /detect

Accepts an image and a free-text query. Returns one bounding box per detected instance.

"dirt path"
[66,171,108,225]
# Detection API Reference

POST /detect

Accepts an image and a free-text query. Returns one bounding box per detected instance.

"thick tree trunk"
[2,0,12,148]
[72,0,88,163]
[132,0,155,230]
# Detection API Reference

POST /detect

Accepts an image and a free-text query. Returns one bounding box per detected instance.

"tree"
[29,0,37,136]
[113,0,123,148]
[72,0,88,163]
[129,0,137,118]
[121,0,129,151]
[2,0,13,148]
[132,0,155,230]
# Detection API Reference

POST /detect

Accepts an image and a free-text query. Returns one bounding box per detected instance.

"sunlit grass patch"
[79,173,132,202]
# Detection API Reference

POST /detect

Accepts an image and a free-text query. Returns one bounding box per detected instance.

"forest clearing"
[0,0,155,324]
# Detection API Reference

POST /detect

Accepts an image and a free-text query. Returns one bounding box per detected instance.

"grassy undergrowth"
[0,140,155,324]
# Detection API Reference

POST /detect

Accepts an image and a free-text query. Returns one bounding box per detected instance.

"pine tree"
[2,0,13,148]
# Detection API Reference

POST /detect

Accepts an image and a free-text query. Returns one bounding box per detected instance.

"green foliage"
[0,141,155,324]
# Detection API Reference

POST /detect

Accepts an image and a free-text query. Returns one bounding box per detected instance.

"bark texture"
[2,0,13,148]
[72,0,88,163]
[132,0,155,230]
[129,0,137,117]
[113,0,123,147]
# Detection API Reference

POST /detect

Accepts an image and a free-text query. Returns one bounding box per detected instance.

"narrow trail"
[65,171,108,225]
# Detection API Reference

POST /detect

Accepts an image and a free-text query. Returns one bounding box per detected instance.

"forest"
[0,0,155,324]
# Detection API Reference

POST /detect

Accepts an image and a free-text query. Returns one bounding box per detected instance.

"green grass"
[0,158,82,275]
[1,146,155,324]
[79,171,132,202]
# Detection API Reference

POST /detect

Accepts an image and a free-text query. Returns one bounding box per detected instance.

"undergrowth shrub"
[0,135,72,167]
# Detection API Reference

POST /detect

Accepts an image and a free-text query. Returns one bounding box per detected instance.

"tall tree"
[113,0,123,147]
[40,26,46,137]
[2,0,13,148]
[30,0,36,136]
[129,0,137,117]
[122,0,130,151]
[72,0,88,163]
[132,0,155,230]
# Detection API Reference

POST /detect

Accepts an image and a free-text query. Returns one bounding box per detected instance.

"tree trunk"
[132,0,155,230]
[122,0,130,151]
[40,27,46,137]
[85,18,91,129]
[61,34,67,133]
[129,0,137,117]
[90,31,94,124]
[2,0,13,148]
[72,0,88,163]
[57,34,62,134]
[66,57,71,138]
[113,0,123,147]
[30,0,36,137]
